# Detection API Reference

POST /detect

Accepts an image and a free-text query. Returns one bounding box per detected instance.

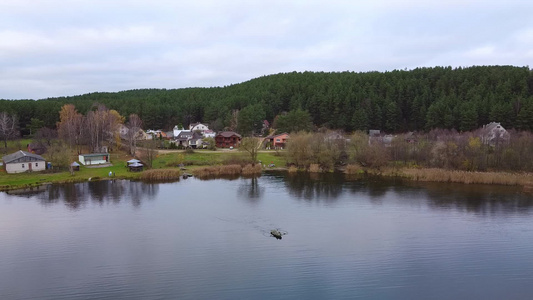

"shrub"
[308,164,322,173]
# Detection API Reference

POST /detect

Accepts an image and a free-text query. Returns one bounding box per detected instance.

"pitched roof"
[217,131,242,138]
[2,150,45,164]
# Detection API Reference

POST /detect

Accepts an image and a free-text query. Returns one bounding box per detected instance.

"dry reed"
[192,164,242,178]
[401,168,533,186]
[288,166,299,173]
[140,169,182,181]
[308,164,322,173]
[242,164,262,175]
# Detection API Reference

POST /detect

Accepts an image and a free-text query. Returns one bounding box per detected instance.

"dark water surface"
[1,172,533,300]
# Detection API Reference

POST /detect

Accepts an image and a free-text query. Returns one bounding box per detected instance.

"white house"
[479,122,510,145]
[2,150,46,173]
[173,125,189,138]
[189,122,209,132]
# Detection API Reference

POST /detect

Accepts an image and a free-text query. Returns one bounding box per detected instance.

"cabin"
[2,150,46,174]
[79,153,110,166]
[215,131,242,148]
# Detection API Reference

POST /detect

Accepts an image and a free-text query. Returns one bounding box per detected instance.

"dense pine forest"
[1,66,532,136]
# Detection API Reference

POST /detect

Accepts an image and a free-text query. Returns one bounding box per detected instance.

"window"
[35,163,38,167]
[22,164,25,168]
[276,139,280,142]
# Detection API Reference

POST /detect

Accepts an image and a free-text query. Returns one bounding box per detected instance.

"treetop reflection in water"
[6,180,159,209]
[3,174,531,214]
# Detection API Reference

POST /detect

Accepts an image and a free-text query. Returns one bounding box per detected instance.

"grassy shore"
[0,149,285,191]
[0,151,141,191]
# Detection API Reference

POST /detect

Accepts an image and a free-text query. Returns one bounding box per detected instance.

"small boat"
[270,229,282,239]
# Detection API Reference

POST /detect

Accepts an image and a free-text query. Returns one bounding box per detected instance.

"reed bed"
[192,164,243,178]
[288,166,299,173]
[242,164,262,175]
[401,168,533,186]
[140,169,182,181]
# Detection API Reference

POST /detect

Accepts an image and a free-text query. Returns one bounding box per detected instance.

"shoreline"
[2,165,533,193]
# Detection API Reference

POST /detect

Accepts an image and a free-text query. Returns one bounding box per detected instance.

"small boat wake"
[215,216,287,240]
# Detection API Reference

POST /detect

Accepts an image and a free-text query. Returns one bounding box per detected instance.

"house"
[203,130,216,138]
[173,125,186,138]
[188,132,205,149]
[189,122,209,132]
[120,125,150,140]
[265,133,289,149]
[368,130,393,147]
[479,122,510,145]
[215,131,242,148]
[2,150,46,173]
[79,153,110,166]
[175,130,194,148]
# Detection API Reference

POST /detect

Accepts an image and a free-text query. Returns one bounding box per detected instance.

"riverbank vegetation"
[285,129,533,187]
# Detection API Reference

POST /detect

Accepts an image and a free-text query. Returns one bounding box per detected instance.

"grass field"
[153,149,287,170]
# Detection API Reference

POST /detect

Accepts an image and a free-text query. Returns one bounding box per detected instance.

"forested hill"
[1,65,533,136]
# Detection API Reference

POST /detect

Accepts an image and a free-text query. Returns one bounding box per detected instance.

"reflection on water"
[269,171,531,214]
[1,174,533,300]
[7,180,159,209]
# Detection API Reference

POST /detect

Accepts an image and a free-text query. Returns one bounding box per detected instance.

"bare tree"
[126,114,143,156]
[35,127,58,147]
[239,137,260,165]
[140,139,158,168]
[85,105,124,153]
[0,112,19,153]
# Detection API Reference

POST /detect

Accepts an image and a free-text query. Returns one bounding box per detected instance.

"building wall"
[6,161,45,173]
[79,155,109,165]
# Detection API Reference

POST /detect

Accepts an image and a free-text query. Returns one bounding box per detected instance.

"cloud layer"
[1,0,532,99]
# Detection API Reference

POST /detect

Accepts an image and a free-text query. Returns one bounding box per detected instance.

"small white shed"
[79,153,110,165]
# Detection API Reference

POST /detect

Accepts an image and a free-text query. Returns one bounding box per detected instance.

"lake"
[1,172,533,300]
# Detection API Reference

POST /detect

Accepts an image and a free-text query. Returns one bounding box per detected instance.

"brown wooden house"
[215,131,242,148]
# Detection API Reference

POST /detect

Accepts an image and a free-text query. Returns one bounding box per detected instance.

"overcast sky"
[1,0,532,100]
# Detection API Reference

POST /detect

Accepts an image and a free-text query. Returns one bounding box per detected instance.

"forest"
[1,65,532,137]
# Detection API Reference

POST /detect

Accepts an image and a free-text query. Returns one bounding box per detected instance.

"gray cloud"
[1,0,532,99]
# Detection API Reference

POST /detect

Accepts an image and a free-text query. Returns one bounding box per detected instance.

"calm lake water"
[1,172,533,300]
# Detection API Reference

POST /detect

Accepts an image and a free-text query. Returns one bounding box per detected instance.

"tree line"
[1,66,533,137]
[285,129,533,173]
